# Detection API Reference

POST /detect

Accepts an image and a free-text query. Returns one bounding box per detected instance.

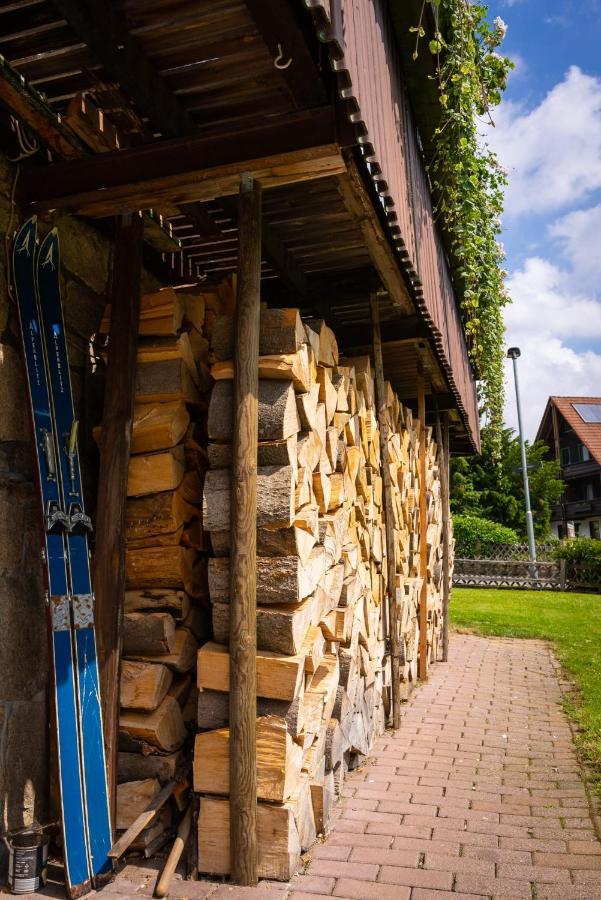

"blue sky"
[482,0,601,437]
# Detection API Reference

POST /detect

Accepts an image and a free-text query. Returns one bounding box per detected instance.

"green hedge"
[553,539,601,589]
[453,514,520,558]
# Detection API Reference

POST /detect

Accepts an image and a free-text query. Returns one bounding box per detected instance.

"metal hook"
[274,43,292,70]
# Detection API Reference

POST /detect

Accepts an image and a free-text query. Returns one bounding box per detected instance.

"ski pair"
[13,219,112,897]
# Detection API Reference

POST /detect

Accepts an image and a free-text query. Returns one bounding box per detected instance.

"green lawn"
[450,588,601,790]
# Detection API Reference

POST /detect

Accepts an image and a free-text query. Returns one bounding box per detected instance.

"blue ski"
[36,229,113,885]
[13,219,92,898]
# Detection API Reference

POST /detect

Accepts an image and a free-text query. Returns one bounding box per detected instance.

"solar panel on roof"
[573,403,601,423]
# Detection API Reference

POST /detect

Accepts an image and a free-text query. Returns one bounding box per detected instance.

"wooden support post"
[229,174,261,885]
[417,367,428,681]
[435,407,451,663]
[95,212,144,826]
[370,295,401,730]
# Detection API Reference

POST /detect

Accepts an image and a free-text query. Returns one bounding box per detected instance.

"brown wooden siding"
[307,0,480,448]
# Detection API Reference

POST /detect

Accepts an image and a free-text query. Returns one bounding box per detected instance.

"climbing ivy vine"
[412,1,513,441]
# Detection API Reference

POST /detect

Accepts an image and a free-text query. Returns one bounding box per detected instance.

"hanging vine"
[411,1,513,440]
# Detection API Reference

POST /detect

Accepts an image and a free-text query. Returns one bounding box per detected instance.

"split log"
[211,343,314,393]
[118,750,185,785]
[211,309,305,360]
[304,319,338,367]
[136,358,201,404]
[120,660,173,711]
[203,466,295,531]
[208,549,325,605]
[120,696,186,753]
[197,642,304,701]
[193,716,302,802]
[124,589,189,620]
[208,435,297,472]
[208,379,299,443]
[128,627,198,674]
[116,779,160,831]
[127,446,185,497]
[197,797,301,879]
[197,689,304,739]
[122,612,176,656]
[126,546,206,597]
[212,596,314,655]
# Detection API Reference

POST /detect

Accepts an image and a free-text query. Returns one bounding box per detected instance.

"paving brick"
[423,852,495,877]
[533,851,601,869]
[378,866,453,890]
[327,831,392,849]
[567,839,601,855]
[286,875,336,895]
[307,859,379,881]
[332,879,410,899]
[410,891,487,900]
[497,862,570,883]
[454,872,532,898]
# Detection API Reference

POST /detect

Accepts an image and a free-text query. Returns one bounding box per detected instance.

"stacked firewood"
[194,309,449,879]
[98,285,222,853]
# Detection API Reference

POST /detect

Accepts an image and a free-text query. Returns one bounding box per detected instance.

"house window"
[573,403,601,423]
[586,483,595,501]
[590,521,600,540]
[560,447,570,465]
[582,445,590,462]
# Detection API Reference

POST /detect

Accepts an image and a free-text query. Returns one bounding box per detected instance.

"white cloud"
[502,257,601,438]
[488,66,601,217]
[504,256,601,339]
[549,202,601,290]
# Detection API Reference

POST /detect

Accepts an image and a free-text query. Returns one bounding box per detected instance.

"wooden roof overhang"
[0,0,479,453]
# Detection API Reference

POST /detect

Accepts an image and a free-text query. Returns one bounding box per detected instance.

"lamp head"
[507,347,521,360]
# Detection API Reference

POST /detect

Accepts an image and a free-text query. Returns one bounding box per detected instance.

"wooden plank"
[417,367,428,681]
[94,212,144,827]
[229,174,261,886]
[435,409,451,663]
[23,109,343,217]
[0,55,85,159]
[244,0,327,108]
[370,294,400,729]
[336,154,414,317]
[52,0,192,138]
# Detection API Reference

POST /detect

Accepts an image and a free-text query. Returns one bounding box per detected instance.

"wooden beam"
[0,54,85,158]
[51,0,192,138]
[435,407,451,663]
[23,108,343,216]
[94,212,144,827]
[417,365,428,682]
[244,0,328,108]
[335,154,414,317]
[229,174,261,885]
[371,294,401,730]
[332,316,429,351]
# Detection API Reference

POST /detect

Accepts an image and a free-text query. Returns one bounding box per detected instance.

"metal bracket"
[50,596,70,632]
[72,594,94,629]
[45,501,69,533]
[68,504,93,533]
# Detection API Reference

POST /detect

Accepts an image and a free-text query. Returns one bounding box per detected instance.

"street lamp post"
[507,347,537,563]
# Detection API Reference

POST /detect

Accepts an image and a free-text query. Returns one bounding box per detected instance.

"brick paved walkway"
[36,634,601,900]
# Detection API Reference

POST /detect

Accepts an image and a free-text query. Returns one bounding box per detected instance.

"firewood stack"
[98,284,229,854]
[195,308,451,879]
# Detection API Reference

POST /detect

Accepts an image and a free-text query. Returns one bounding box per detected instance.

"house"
[536,397,601,539]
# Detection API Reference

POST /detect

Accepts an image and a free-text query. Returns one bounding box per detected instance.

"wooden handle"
[109,775,181,859]
[154,806,192,898]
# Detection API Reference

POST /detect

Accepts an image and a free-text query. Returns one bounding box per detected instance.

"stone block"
[51,213,110,296]
[0,696,48,833]
[0,342,30,443]
[0,571,48,702]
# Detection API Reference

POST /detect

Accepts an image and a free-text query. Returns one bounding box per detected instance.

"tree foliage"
[453,513,519,557]
[412,1,513,442]
[450,426,565,539]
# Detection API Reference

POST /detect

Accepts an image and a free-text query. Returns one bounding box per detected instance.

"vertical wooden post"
[417,367,428,681]
[370,295,401,730]
[229,173,261,886]
[434,407,451,663]
[95,211,144,826]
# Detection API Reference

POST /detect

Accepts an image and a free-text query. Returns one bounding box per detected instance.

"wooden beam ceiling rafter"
[50,0,192,137]
[243,0,328,109]
[22,107,344,216]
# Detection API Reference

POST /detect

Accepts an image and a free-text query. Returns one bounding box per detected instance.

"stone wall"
[0,151,158,842]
